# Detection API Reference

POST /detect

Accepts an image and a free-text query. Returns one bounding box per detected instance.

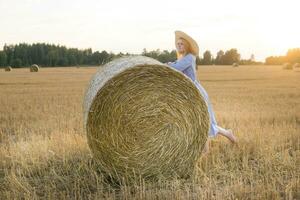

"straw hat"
[175,30,199,56]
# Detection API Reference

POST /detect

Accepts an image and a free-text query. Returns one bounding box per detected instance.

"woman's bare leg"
[217,127,238,143]
[202,139,210,155]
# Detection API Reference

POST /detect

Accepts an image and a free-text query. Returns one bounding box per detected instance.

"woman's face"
[176,39,187,54]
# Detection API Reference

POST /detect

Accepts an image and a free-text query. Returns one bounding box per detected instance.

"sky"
[0,0,300,61]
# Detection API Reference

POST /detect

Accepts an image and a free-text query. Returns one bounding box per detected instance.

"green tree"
[223,49,240,65]
[99,50,110,64]
[286,48,300,64]
[47,50,59,66]
[265,56,285,65]
[202,50,213,65]
[142,49,176,63]
[11,58,22,67]
[215,50,224,65]
[0,51,7,67]
[4,44,14,65]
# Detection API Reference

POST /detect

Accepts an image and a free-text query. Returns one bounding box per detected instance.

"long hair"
[176,37,199,80]
[176,38,192,59]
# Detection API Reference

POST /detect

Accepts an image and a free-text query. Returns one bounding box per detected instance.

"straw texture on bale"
[283,63,292,70]
[5,66,12,71]
[83,56,210,181]
[30,64,39,72]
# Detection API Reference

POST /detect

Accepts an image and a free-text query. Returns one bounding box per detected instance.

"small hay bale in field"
[232,63,239,67]
[293,63,300,72]
[30,64,39,72]
[282,63,293,70]
[83,55,209,182]
[293,63,300,68]
[5,66,12,71]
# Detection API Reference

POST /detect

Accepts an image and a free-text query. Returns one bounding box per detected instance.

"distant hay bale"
[83,55,209,182]
[293,63,300,68]
[293,63,300,72]
[30,64,39,72]
[5,66,12,72]
[232,63,239,67]
[282,63,293,70]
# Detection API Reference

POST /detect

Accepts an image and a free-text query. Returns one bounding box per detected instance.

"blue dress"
[167,53,218,137]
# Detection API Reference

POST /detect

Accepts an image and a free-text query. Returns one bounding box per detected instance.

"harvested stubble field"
[0,65,299,199]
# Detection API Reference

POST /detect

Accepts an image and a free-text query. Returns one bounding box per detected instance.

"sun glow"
[0,0,299,61]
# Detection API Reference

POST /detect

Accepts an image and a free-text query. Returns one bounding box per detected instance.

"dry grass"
[0,65,299,199]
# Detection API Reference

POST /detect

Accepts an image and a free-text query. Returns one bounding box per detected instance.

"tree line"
[197,49,261,65]
[0,43,123,67]
[0,43,260,68]
[265,48,300,65]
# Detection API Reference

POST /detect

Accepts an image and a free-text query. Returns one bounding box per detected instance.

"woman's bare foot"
[218,129,238,144]
[226,129,238,144]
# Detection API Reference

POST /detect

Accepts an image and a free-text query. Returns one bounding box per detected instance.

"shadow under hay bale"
[282,63,293,70]
[30,64,39,72]
[5,66,12,71]
[83,56,210,183]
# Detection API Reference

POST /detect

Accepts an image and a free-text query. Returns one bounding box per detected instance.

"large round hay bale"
[83,56,209,182]
[232,63,239,67]
[5,66,12,72]
[30,64,39,72]
[282,63,292,70]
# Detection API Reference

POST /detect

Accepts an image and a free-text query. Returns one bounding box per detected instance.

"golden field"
[0,65,299,199]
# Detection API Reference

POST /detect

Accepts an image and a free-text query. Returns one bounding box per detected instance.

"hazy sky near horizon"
[1,0,300,61]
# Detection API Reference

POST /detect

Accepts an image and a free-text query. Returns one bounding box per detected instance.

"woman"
[167,31,237,154]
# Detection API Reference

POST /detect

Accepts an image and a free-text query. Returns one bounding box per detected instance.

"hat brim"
[175,31,199,56]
